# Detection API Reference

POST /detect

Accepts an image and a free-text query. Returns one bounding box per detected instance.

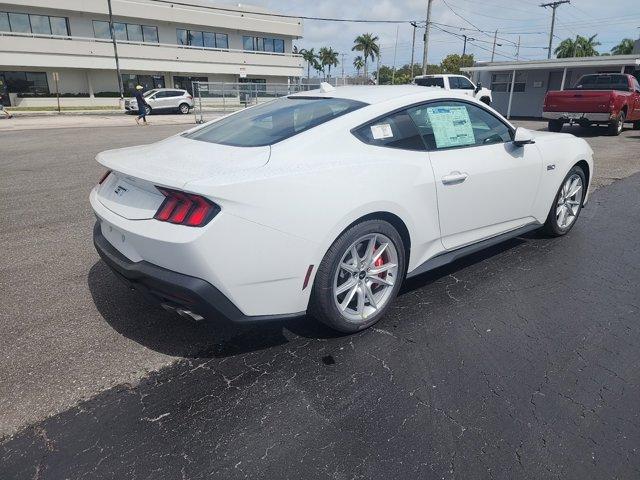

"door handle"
[441,171,468,185]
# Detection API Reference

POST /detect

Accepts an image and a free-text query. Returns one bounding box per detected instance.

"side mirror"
[513,127,535,146]
[475,81,482,93]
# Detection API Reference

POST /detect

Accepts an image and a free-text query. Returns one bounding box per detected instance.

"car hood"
[96,135,271,189]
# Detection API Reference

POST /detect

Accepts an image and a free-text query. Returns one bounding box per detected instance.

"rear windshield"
[571,74,629,91]
[185,97,367,147]
[415,77,444,88]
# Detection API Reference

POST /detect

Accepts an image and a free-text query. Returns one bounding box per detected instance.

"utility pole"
[376,52,381,85]
[462,34,474,57]
[490,30,503,62]
[340,52,345,85]
[410,21,417,79]
[392,25,399,85]
[515,35,521,60]
[422,0,434,75]
[540,0,570,59]
[107,0,124,103]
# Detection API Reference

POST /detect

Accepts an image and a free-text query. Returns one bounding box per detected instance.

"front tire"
[548,120,563,132]
[608,111,625,136]
[178,103,190,114]
[310,220,406,333]
[633,120,640,130]
[543,166,586,237]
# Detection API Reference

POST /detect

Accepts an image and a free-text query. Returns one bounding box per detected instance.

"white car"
[414,74,492,106]
[91,85,593,333]
[125,88,194,115]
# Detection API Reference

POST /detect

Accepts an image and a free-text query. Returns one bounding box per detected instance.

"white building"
[463,54,640,119]
[0,0,303,107]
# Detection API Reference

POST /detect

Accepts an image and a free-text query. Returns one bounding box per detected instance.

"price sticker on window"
[370,123,393,140]
[427,106,475,148]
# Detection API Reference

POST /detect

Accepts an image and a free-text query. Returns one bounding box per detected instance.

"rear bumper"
[93,221,304,324]
[542,111,612,122]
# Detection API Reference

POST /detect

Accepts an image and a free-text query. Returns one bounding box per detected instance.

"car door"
[450,76,476,98]
[145,91,161,110]
[407,100,542,250]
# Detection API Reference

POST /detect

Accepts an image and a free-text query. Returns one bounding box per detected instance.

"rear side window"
[185,97,366,147]
[573,74,630,92]
[353,110,425,151]
[415,77,444,88]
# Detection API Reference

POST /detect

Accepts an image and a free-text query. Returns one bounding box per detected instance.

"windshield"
[185,97,367,147]
[571,74,629,92]
[415,77,444,88]
[143,89,158,97]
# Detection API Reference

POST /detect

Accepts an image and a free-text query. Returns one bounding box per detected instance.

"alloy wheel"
[556,173,583,229]
[332,233,398,323]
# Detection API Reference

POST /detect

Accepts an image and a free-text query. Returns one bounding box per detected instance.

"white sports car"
[91,84,593,333]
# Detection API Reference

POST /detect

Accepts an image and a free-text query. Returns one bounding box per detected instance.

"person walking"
[134,85,149,125]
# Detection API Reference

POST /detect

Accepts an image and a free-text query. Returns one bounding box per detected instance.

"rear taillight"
[187,95,193,100]
[98,170,112,184]
[154,187,219,227]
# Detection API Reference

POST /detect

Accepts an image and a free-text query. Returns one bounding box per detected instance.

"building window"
[177,29,228,49]
[1,12,70,36]
[121,74,164,95]
[491,72,526,92]
[242,36,285,53]
[94,20,158,43]
[1,71,49,94]
[173,76,208,94]
[239,77,267,93]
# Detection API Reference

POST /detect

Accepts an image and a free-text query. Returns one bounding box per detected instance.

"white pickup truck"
[413,74,493,106]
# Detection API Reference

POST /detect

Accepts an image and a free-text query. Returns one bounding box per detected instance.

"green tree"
[353,55,364,76]
[352,33,380,80]
[611,38,634,55]
[440,54,474,74]
[300,48,318,80]
[555,34,600,58]
[319,47,339,78]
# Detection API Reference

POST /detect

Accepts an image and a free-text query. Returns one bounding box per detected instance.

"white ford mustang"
[90,84,593,333]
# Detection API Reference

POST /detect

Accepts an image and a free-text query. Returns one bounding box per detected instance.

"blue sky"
[247,0,639,74]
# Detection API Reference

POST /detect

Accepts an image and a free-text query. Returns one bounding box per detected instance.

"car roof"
[289,85,470,105]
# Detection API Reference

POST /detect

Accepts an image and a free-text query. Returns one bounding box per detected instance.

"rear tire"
[607,111,625,136]
[543,166,586,237]
[178,103,190,114]
[310,219,406,334]
[548,120,563,132]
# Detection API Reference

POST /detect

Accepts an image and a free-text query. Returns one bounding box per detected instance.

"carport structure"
[463,54,640,119]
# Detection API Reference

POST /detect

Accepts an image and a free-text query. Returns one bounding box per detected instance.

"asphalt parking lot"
[1,119,639,478]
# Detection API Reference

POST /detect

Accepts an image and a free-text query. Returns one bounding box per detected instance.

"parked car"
[414,74,492,105]
[543,73,640,135]
[91,84,593,333]
[125,88,194,115]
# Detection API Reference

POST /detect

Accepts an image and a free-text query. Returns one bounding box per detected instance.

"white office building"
[0,0,304,107]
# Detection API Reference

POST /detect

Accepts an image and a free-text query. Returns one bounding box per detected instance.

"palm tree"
[320,47,339,78]
[554,34,600,58]
[353,56,364,77]
[611,38,635,55]
[352,33,380,80]
[300,48,318,80]
[318,47,330,78]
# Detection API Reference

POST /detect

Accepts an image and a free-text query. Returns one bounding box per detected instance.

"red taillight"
[154,187,219,227]
[187,95,193,100]
[98,170,112,184]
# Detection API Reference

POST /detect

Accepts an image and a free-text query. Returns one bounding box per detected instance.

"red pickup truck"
[543,73,640,135]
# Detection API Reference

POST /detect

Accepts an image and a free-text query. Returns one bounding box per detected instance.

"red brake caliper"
[372,246,385,286]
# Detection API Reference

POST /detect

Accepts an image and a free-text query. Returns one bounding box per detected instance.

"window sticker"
[426,106,475,148]
[370,123,393,140]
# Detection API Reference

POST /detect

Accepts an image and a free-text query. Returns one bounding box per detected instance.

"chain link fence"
[191,81,325,123]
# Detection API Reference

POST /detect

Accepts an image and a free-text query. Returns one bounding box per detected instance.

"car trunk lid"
[95,135,270,220]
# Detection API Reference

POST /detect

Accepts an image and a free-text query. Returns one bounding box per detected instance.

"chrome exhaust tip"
[160,303,204,321]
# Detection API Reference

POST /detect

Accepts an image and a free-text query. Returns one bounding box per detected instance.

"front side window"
[353,110,425,151]
[408,101,512,150]
[186,97,366,147]
[455,76,475,90]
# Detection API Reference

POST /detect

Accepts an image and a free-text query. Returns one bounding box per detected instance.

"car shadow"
[532,123,625,138]
[87,261,340,359]
[88,230,538,359]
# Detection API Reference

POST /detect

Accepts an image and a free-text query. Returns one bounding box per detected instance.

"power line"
[146,0,415,23]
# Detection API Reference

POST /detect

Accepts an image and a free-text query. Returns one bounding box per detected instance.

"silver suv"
[125,88,194,115]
